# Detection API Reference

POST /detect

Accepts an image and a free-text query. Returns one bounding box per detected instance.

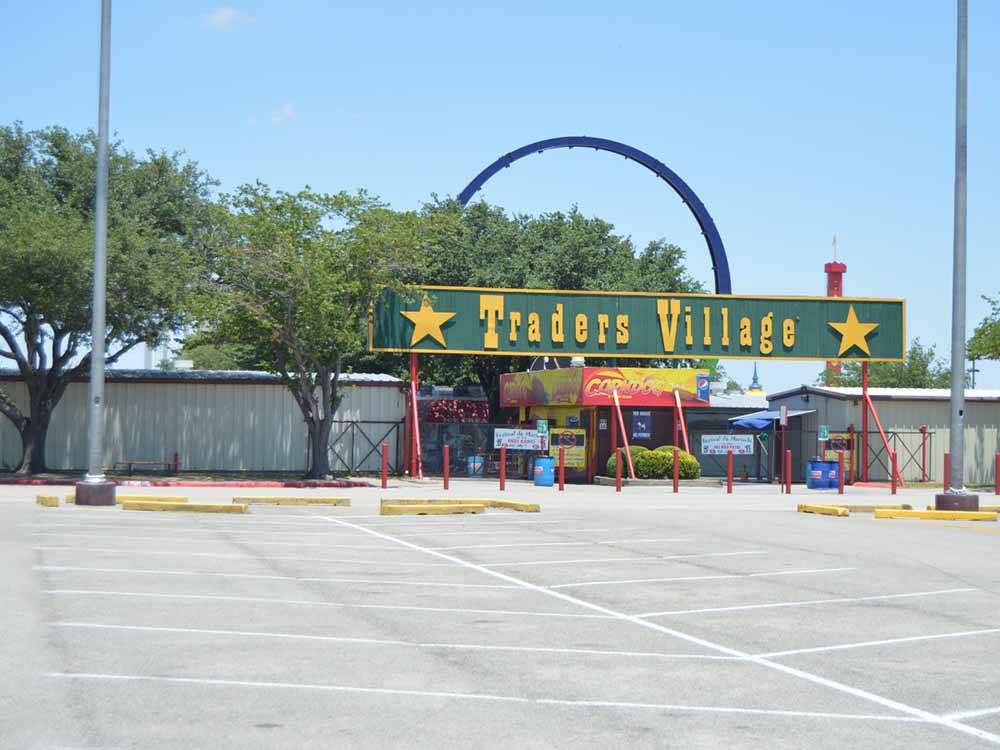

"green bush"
[605,445,648,476]
[634,449,672,478]
[651,445,702,479]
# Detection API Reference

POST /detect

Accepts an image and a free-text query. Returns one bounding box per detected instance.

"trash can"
[533,456,555,487]
[826,461,840,488]
[467,455,484,478]
[806,460,829,490]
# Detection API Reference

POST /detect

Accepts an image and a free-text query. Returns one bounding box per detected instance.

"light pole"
[936,0,978,511]
[76,0,116,505]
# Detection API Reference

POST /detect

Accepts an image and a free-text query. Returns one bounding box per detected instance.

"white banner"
[493,428,548,451]
[701,434,755,456]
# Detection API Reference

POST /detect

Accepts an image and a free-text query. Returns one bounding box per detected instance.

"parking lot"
[4,480,1000,748]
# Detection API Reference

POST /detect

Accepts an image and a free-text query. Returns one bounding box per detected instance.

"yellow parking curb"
[381,497,539,513]
[797,504,849,517]
[832,504,912,513]
[876,509,997,521]
[380,503,485,516]
[926,504,999,513]
[64,494,188,505]
[233,496,350,506]
[122,501,248,514]
[36,495,60,507]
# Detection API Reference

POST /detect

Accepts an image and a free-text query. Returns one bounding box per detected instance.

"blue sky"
[4,1,998,391]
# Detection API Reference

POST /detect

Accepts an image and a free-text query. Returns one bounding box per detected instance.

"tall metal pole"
[78,0,116,505]
[938,0,977,510]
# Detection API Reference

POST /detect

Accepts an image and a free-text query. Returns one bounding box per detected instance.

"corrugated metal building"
[0,370,405,473]
[766,386,1000,485]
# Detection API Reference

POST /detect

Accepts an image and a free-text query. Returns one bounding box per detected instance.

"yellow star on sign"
[400,297,455,347]
[828,304,880,356]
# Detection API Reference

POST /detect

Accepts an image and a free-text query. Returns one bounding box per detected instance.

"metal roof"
[767,385,1000,403]
[706,392,769,410]
[727,408,815,423]
[0,368,403,386]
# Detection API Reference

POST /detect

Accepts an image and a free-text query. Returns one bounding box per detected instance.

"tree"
[816,339,952,388]
[0,123,218,473]
[969,295,1000,361]
[200,183,443,478]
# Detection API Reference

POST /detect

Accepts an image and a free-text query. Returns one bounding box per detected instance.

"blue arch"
[457,136,732,294]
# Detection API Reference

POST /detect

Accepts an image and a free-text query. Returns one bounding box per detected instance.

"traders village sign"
[370,286,905,361]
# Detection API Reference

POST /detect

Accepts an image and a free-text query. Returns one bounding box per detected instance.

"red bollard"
[838,450,845,495]
[891,452,898,495]
[443,444,450,490]
[944,451,950,491]
[726,449,733,494]
[785,450,792,494]
[380,443,388,489]
[499,446,506,492]
[558,447,565,491]
[673,448,680,494]
[614,448,623,492]
[994,453,999,496]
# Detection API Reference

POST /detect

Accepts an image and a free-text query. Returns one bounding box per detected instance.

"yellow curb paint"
[381,498,539,512]
[797,504,850,517]
[380,503,485,516]
[486,500,540,513]
[36,495,60,507]
[832,504,912,513]
[876,509,997,522]
[122,501,249,514]
[233,496,350,506]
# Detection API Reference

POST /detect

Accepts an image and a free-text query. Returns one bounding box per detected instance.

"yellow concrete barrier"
[122,501,248,514]
[382,497,539,512]
[797,504,850,517]
[833,504,912,513]
[925,504,999,513]
[233,496,350,506]
[36,495,60,507]
[64,493,188,504]
[380,503,485,516]
[876,509,997,522]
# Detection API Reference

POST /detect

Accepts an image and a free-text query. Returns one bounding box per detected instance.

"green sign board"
[818,424,830,441]
[370,286,905,361]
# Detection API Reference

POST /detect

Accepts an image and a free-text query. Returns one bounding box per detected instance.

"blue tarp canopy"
[728,409,815,430]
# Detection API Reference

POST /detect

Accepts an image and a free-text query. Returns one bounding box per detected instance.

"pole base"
[75,481,116,506]
[934,492,979,512]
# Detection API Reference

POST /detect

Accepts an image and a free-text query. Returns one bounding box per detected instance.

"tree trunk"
[14,414,51,475]
[305,416,334,479]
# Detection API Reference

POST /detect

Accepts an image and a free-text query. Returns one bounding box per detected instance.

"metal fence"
[327,420,404,475]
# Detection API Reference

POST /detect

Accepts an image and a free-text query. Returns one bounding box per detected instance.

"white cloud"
[203,6,254,31]
[271,102,296,126]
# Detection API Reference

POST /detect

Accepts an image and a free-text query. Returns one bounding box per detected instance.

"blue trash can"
[806,461,829,490]
[467,455,484,478]
[826,461,840,488]
[533,456,555,487]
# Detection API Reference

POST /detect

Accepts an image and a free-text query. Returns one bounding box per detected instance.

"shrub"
[634,449,672,478]
[652,445,702,479]
[605,445,648,476]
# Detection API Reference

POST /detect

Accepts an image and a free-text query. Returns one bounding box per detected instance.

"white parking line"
[757,625,1000,659]
[637,588,976,618]
[552,566,854,590]
[44,589,613,619]
[316,515,1000,746]
[430,538,693,551]
[945,706,1000,721]
[35,565,517,590]
[45,672,927,723]
[33,546,457,567]
[31,532,410,550]
[50,622,737,661]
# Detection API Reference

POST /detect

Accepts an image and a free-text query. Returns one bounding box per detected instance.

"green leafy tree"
[0,123,218,473]
[969,296,1000,361]
[816,339,952,388]
[200,183,444,478]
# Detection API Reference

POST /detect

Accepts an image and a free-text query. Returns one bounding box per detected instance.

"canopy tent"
[728,409,815,430]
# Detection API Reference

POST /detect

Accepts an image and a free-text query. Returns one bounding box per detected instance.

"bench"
[112,453,180,475]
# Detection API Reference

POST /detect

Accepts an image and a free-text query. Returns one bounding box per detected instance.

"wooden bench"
[112,453,180,475]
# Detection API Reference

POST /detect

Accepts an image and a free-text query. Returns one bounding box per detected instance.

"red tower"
[825,258,847,374]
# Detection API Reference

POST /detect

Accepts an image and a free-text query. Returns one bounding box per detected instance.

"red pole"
[837,450,845,495]
[443,444,450,490]
[726,449,733,494]
[673,413,679,448]
[995,453,1000,496]
[672,448,680,494]
[172,451,180,474]
[380,443,388,489]
[615,448,622,493]
[847,424,856,485]
[779,426,786,493]
[499,446,506,492]
[558,447,565,491]
[920,425,928,482]
[861,362,869,483]
[610,409,618,467]
[944,451,950,491]
[785,449,792,494]
[891,452,898,495]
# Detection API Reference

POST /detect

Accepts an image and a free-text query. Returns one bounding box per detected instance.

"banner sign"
[493,428,547,451]
[500,367,710,408]
[701,434,755,455]
[371,286,905,361]
[548,428,587,470]
[631,411,652,440]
